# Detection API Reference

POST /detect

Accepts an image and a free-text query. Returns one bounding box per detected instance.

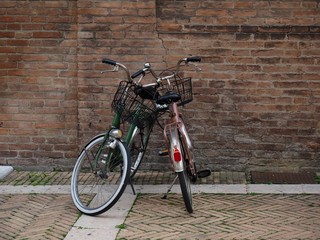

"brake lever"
[101,65,119,74]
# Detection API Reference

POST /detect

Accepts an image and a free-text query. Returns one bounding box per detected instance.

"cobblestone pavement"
[0,171,319,240]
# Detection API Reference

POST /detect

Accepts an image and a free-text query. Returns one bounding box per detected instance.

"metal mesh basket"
[158,76,193,106]
[111,81,158,128]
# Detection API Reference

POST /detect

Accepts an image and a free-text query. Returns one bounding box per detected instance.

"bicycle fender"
[179,119,193,151]
[169,127,184,172]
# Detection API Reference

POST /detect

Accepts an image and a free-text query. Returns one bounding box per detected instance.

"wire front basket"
[158,76,193,106]
[111,81,158,128]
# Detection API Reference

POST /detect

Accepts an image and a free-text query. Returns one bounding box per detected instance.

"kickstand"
[128,177,136,195]
[161,174,178,199]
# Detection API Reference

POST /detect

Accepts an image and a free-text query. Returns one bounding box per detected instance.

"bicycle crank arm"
[158,149,168,156]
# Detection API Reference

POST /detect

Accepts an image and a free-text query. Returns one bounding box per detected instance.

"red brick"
[78,8,108,16]
[33,32,62,38]
[45,1,68,8]
[47,16,72,23]
[0,16,15,22]
[0,32,15,38]
[7,39,28,46]
[94,2,120,8]
[31,16,46,23]
[196,9,227,17]
[0,1,16,7]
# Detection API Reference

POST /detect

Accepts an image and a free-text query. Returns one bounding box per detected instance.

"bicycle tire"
[127,125,152,178]
[71,134,130,216]
[178,167,193,213]
[178,122,194,213]
[128,127,145,178]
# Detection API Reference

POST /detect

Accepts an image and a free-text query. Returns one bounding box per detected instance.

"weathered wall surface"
[0,0,78,170]
[1,0,319,172]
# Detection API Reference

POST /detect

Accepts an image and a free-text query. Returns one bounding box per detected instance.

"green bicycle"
[70,59,160,215]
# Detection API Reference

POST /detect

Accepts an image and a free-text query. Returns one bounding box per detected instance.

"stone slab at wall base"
[251,171,317,184]
[0,166,14,180]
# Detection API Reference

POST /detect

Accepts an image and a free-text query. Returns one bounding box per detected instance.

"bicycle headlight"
[109,129,122,139]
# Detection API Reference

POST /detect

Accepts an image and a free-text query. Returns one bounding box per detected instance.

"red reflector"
[173,147,181,162]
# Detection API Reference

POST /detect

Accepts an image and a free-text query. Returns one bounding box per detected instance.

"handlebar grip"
[186,56,201,62]
[102,58,117,66]
[131,69,145,79]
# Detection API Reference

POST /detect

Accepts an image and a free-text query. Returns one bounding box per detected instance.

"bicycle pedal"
[197,169,211,178]
[158,149,168,156]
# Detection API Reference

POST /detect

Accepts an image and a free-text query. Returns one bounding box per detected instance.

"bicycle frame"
[100,97,152,172]
[91,67,156,175]
[89,111,123,170]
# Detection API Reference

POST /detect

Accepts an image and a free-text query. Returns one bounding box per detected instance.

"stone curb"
[1,184,320,195]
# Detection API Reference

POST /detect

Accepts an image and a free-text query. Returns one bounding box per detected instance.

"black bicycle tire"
[71,135,131,216]
[178,169,193,213]
[177,124,194,213]
[128,125,152,178]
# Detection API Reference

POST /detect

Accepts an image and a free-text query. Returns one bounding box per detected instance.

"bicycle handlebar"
[102,58,132,82]
[131,56,201,80]
[102,58,117,66]
[131,68,146,79]
[101,56,201,87]
[185,56,201,63]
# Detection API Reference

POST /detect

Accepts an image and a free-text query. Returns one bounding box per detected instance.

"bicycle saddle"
[135,85,159,100]
[156,91,181,104]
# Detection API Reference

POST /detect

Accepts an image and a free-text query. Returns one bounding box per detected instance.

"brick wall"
[155,0,320,172]
[0,0,78,170]
[0,0,319,172]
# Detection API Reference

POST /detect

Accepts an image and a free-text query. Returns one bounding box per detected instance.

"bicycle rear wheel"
[176,133,193,213]
[71,134,130,216]
[178,161,193,213]
[128,125,152,178]
[166,121,193,213]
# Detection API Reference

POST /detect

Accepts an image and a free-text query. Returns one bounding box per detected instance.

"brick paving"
[0,171,319,240]
[117,194,320,240]
[0,194,79,240]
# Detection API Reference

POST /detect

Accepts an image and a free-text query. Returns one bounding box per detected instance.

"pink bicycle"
[132,57,211,213]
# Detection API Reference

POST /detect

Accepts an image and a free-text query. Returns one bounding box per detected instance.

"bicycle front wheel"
[71,135,130,216]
